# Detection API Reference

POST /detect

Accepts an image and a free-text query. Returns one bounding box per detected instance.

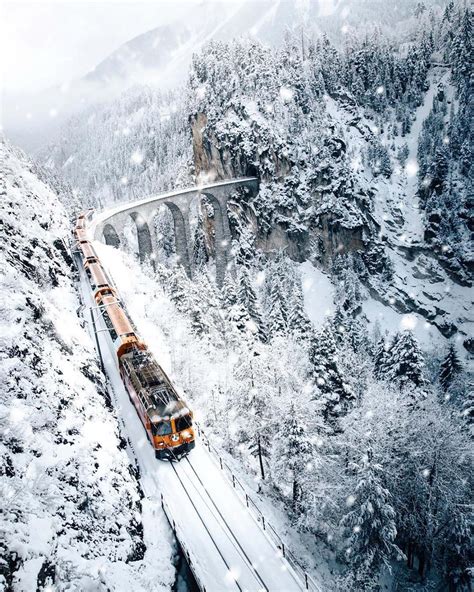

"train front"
[150,401,196,460]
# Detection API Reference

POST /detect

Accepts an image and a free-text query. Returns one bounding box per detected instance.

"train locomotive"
[73,212,195,460]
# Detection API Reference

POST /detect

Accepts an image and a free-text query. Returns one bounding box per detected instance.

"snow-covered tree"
[439,343,463,392]
[266,275,287,337]
[270,403,313,512]
[340,448,402,571]
[373,337,389,379]
[238,267,266,342]
[287,276,311,337]
[221,270,238,309]
[192,214,208,268]
[384,331,427,391]
[308,323,354,426]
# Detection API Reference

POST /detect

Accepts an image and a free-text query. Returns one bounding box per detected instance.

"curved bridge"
[90,177,259,284]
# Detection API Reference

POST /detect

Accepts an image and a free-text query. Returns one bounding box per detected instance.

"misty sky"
[0,0,245,95]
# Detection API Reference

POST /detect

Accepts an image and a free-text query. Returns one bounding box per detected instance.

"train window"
[154,421,172,436]
[175,415,192,432]
[102,311,118,341]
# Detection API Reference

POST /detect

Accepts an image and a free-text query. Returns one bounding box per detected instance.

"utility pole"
[90,307,105,374]
[257,433,265,481]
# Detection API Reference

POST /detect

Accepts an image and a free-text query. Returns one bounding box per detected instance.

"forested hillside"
[42,87,192,208]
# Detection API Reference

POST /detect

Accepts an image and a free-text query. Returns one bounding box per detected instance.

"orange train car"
[84,261,116,302]
[77,216,195,460]
[79,240,98,264]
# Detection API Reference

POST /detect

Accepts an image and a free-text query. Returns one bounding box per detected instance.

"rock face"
[191,113,257,181]
[191,112,367,266]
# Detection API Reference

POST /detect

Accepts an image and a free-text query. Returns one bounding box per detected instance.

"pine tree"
[238,267,266,342]
[385,331,427,390]
[308,323,354,425]
[287,277,311,337]
[221,270,238,309]
[235,225,255,267]
[340,448,402,571]
[228,300,251,337]
[439,343,463,392]
[266,276,287,337]
[374,337,389,379]
[270,403,313,512]
[168,265,189,313]
[443,510,472,589]
[192,214,208,268]
[430,145,449,189]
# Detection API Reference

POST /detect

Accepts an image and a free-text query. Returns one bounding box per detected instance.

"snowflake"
[346,494,356,507]
[422,468,430,478]
[49,108,58,118]
[401,314,417,330]
[405,160,419,177]
[353,525,361,533]
[130,150,144,165]
[316,376,325,386]
[443,136,450,145]
[279,86,294,102]
[120,176,128,185]
[341,24,349,34]
[376,85,385,95]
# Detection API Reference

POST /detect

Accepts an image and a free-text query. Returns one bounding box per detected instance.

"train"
[73,211,195,460]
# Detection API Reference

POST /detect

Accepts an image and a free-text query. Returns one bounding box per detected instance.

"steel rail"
[183,456,269,592]
[169,461,243,592]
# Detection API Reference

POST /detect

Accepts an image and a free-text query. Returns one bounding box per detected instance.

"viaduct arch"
[91,178,259,285]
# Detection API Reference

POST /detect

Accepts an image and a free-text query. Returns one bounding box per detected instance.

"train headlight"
[171,434,179,443]
[182,430,192,439]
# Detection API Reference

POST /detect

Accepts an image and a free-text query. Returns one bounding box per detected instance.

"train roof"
[87,261,110,287]
[79,241,97,260]
[101,295,135,337]
[122,349,187,422]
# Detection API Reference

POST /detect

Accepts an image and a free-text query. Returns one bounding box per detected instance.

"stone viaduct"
[91,177,259,285]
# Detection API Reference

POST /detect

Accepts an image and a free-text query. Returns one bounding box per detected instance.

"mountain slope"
[0,138,174,591]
